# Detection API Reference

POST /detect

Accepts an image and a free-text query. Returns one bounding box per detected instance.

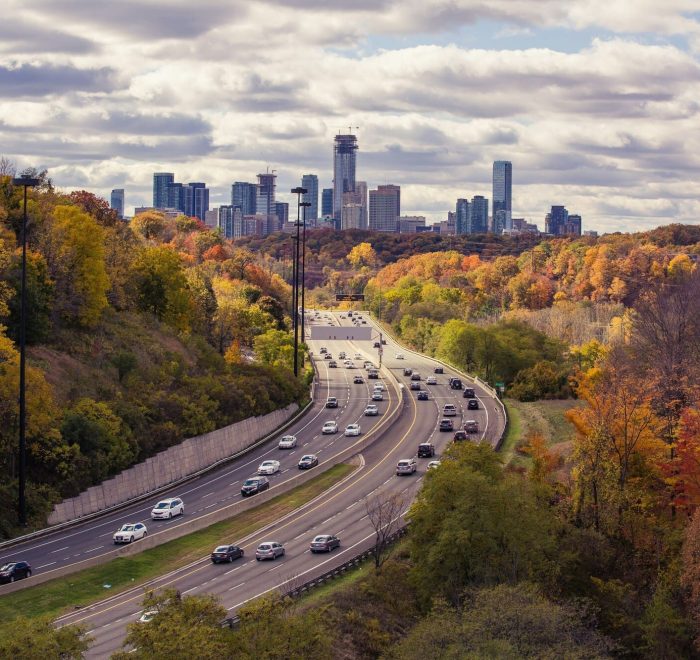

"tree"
[130,210,167,241]
[681,507,700,652]
[365,490,407,569]
[253,329,294,371]
[0,616,90,659]
[347,242,378,269]
[67,190,119,227]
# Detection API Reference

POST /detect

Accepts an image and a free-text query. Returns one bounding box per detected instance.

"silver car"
[255,541,285,560]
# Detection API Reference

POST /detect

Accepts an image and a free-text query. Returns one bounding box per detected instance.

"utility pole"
[290,187,307,377]
[300,201,311,347]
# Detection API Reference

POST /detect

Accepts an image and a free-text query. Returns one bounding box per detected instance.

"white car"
[395,353,404,359]
[138,610,158,624]
[364,404,379,416]
[113,522,147,544]
[278,435,297,449]
[344,423,361,436]
[354,353,362,360]
[258,460,281,475]
[427,460,441,470]
[322,421,338,434]
[426,376,437,385]
[371,391,384,401]
[151,497,184,520]
[373,382,385,391]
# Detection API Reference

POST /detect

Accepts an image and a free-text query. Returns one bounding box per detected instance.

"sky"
[2,1,700,234]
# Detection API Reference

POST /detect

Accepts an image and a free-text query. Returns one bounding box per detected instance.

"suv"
[396,458,417,475]
[410,372,421,381]
[417,391,429,400]
[467,399,479,410]
[255,541,285,561]
[465,420,480,434]
[368,370,379,379]
[434,366,444,374]
[326,396,338,408]
[0,561,31,583]
[150,497,184,520]
[443,403,457,417]
[241,476,270,496]
[463,387,476,398]
[409,381,421,391]
[439,419,454,432]
[403,367,413,376]
[417,443,435,458]
[453,430,468,441]
[449,377,463,390]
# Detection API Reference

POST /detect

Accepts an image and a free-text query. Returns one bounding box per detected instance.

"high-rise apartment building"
[167,182,186,213]
[231,182,257,215]
[301,174,319,224]
[456,198,469,235]
[545,205,568,235]
[355,181,368,228]
[333,133,358,226]
[492,161,512,233]
[469,195,489,234]
[256,172,277,235]
[275,202,289,226]
[341,203,364,230]
[110,189,125,218]
[321,188,333,217]
[153,172,174,208]
[186,182,208,220]
[369,185,401,232]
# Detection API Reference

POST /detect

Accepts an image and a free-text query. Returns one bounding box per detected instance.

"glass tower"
[333,134,358,227]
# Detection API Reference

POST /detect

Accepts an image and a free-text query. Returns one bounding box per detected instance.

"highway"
[48,310,505,657]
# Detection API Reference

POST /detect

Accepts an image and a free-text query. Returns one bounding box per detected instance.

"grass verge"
[499,399,523,466]
[0,463,355,622]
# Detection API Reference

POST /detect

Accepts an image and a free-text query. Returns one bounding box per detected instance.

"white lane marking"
[84,545,103,554]
[229,481,239,486]
[202,492,214,498]
[228,582,246,591]
[35,561,56,569]
[51,546,70,554]
[224,564,246,575]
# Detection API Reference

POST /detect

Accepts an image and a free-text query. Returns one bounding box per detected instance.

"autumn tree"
[347,241,378,269]
[0,616,90,659]
[682,507,700,651]
[130,210,167,241]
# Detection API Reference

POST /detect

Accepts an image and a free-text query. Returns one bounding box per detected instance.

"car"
[395,353,405,359]
[373,382,385,391]
[211,544,244,563]
[339,351,346,359]
[364,361,375,370]
[403,367,413,376]
[449,377,463,390]
[340,315,346,319]
[371,391,383,401]
[361,320,367,324]
[443,404,457,416]
[347,311,353,317]
[328,360,338,368]
[322,421,338,434]
[241,476,270,496]
[410,372,421,381]
[326,396,338,408]
[453,430,468,441]
[463,387,476,398]
[324,353,332,360]
[364,404,379,416]
[368,370,379,379]
[320,347,327,354]
[258,460,280,475]
[396,458,417,475]
[356,315,363,319]
[138,610,158,624]
[467,399,479,410]
[439,419,454,432]
[310,534,341,553]
[298,454,319,469]
[381,339,387,345]
[151,497,184,520]
[346,362,355,369]
[113,523,148,544]
[354,353,362,360]
[255,541,285,561]
[353,375,365,384]
[434,366,444,374]
[278,434,297,449]
[465,420,480,434]
[344,423,361,436]
[417,442,435,458]
[343,359,351,366]
[409,381,421,391]
[417,391,429,400]
[0,561,31,583]
[373,341,381,348]
[427,460,441,470]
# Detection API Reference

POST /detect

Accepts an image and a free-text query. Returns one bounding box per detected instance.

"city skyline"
[2,1,699,233]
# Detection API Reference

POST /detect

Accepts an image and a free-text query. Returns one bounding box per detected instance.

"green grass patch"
[499,399,524,467]
[0,463,354,622]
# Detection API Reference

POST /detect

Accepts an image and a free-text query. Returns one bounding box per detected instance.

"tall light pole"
[12,175,40,526]
[290,187,307,377]
[299,201,311,347]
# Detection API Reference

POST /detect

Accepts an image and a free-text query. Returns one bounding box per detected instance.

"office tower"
[355,181,368,228]
[545,205,568,235]
[369,184,401,232]
[110,189,125,218]
[564,214,582,236]
[231,182,257,215]
[218,205,235,239]
[153,172,174,208]
[456,198,469,235]
[275,202,289,226]
[468,195,489,233]
[301,174,319,223]
[492,161,512,229]
[333,133,358,225]
[321,188,333,217]
[191,183,209,221]
[167,182,186,213]
[398,216,426,233]
[341,203,363,230]
[256,171,277,235]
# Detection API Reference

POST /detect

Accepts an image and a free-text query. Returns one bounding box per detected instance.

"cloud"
[0,63,120,97]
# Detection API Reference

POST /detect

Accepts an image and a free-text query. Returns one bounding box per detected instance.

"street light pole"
[300,201,311,347]
[290,187,307,377]
[12,175,40,526]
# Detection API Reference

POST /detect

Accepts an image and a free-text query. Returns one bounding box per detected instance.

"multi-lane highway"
[2,310,505,657]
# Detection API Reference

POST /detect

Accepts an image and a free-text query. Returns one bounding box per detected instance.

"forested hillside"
[0,172,306,537]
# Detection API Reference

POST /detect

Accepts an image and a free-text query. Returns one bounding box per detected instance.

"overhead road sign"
[335,293,365,301]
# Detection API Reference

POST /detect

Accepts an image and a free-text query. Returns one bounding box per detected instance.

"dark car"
[298,454,319,469]
[0,561,31,583]
[465,420,480,434]
[417,391,429,400]
[453,430,468,441]
[403,367,413,376]
[463,387,476,398]
[326,397,338,408]
[368,370,379,379]
[310,534,341,553]
[449,377,463,390]
[410,372,421,381]
[241,476,270,496]
[353,375,364,384]
[409,381,421,391]
[417,443,435,458]
[211,545,244,564]
[467,399,479,410]
[439,419,454,432]
[434,366,444,374]
[324,353,332,360]
[328,361,337,368]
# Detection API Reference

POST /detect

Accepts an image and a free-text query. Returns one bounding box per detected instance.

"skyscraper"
[469,195,489,233]
[333,133,358,226]
[321,188,333,217]
[301,174,319,224]
[256,171,277,235]
[355,181,368,229]
[187,182,209,221]
[110,189,125,218]
[153,172,174,208]
[231,182,257,215]
[275,202,289,226]
[455,198,469,235]
[369,185,400,232]
[492,161,512,233]
[545,205,568,235]
[167,182,186,213]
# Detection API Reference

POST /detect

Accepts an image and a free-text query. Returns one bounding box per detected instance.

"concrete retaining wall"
[47,404,298,526]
